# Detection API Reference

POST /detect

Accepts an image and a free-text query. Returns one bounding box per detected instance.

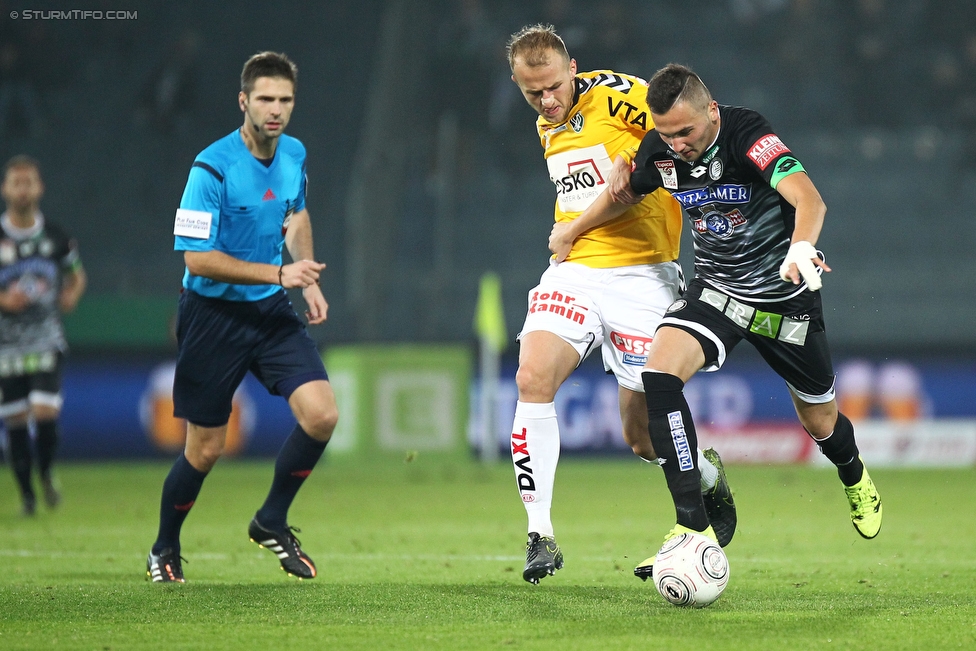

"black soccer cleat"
[702,447,737,547]
[21,494,36,517]
[523,532,564,584]
[147,548,186,583]
[41,477,61,509]
[248,518,317,579]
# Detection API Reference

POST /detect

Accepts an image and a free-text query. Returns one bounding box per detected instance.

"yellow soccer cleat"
[844,457,883,539]
[634,524,717,581]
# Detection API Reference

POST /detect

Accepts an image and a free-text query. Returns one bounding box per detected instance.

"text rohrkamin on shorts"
[9,10,138,20]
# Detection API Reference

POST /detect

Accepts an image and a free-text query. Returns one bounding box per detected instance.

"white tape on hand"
[779,240,822,291]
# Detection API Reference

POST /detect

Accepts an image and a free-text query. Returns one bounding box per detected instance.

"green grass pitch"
[0,454,973,650]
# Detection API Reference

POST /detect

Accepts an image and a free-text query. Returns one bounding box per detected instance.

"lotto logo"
[747,134,790,170]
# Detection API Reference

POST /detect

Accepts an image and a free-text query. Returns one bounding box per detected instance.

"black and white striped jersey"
[631,105,810,302]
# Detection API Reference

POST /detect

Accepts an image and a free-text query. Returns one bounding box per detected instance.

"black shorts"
[658,279,835,402]
[173,289,328,427]
[0,350,64,418]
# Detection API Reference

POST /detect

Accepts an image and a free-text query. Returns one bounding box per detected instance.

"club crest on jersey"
[666,299,687,313]
[655,160,678,189]
[569,112,584,133]
[708,158,724,180]
[694,205,746,238]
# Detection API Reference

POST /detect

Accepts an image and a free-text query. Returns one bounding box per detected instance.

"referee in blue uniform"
[147,52,337,582]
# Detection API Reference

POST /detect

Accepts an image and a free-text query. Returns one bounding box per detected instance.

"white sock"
[698,448,719,492]
[511,401,559,537]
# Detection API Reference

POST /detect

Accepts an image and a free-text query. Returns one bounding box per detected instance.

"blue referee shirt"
[174,129,307,301]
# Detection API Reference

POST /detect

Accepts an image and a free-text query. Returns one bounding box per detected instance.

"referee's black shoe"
[702,448,737,547]
[147,548,185,583]
[248,517,317,579]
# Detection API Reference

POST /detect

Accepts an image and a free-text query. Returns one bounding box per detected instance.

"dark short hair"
[241,51,298,95]
[506,24,569,70]
[2,154,41,180]
[646,63,711,114]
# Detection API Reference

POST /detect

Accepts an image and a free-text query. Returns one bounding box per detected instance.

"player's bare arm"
[775,172,831,288]
[284,208,329,324]
[58,266,87,313]
[548,188,632,262]
[0,286,30,313]
[606,154,644,205]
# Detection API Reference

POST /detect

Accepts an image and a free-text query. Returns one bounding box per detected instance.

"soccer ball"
[653,532,730,607]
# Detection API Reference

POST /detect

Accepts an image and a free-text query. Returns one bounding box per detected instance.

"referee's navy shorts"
[173,289,328,427]
[658,278,836,404]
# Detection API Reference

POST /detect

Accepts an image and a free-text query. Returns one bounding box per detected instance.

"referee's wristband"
[278,264,284,286]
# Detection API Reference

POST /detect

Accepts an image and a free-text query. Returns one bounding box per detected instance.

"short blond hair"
[506,24,569,70]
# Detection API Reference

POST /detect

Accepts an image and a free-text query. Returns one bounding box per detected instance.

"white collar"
[0,211,44,240]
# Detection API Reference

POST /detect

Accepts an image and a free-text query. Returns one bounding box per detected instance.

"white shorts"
[518,260,683,392]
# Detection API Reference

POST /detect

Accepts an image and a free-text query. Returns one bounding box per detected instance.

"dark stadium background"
[1,0,973,459]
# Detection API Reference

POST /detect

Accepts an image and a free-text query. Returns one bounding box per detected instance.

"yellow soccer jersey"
[537,70,682,268]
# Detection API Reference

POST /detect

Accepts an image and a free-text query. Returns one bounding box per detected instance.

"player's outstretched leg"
[636,371,714,580]
[641,371,710,533]
[511,401,562,584]
[812,412,882,538]
[700,448,736,547]
[248,518,317,579]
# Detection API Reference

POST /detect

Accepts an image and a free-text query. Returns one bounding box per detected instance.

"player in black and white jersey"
[0,155,86,516]
[559,64,883,577]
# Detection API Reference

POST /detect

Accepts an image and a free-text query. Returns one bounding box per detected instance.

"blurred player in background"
[0,155,86,516]
[506,25,736,585]
[566,63,883,579]
[147,52,338,583]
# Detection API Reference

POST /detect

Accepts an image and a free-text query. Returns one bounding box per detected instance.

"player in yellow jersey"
[506,25,737,584]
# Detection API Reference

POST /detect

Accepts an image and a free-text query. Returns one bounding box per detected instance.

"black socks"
[642,371,709,532]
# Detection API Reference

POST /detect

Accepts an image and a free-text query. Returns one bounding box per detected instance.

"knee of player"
[31,405,61,422]
[302,405,339,440]
[192,442,225,469]
[514,364,558,402]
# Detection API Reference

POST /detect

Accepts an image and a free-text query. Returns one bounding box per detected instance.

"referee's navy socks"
[255,424,328,531]
[641,371,710,533]
[811,412,864,486]
[153,452,208,554]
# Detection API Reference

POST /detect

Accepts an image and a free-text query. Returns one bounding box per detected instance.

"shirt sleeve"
[174,163,222,252]
[295,160,307,213]
[736,110,806,189]
[629,130,667,195]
